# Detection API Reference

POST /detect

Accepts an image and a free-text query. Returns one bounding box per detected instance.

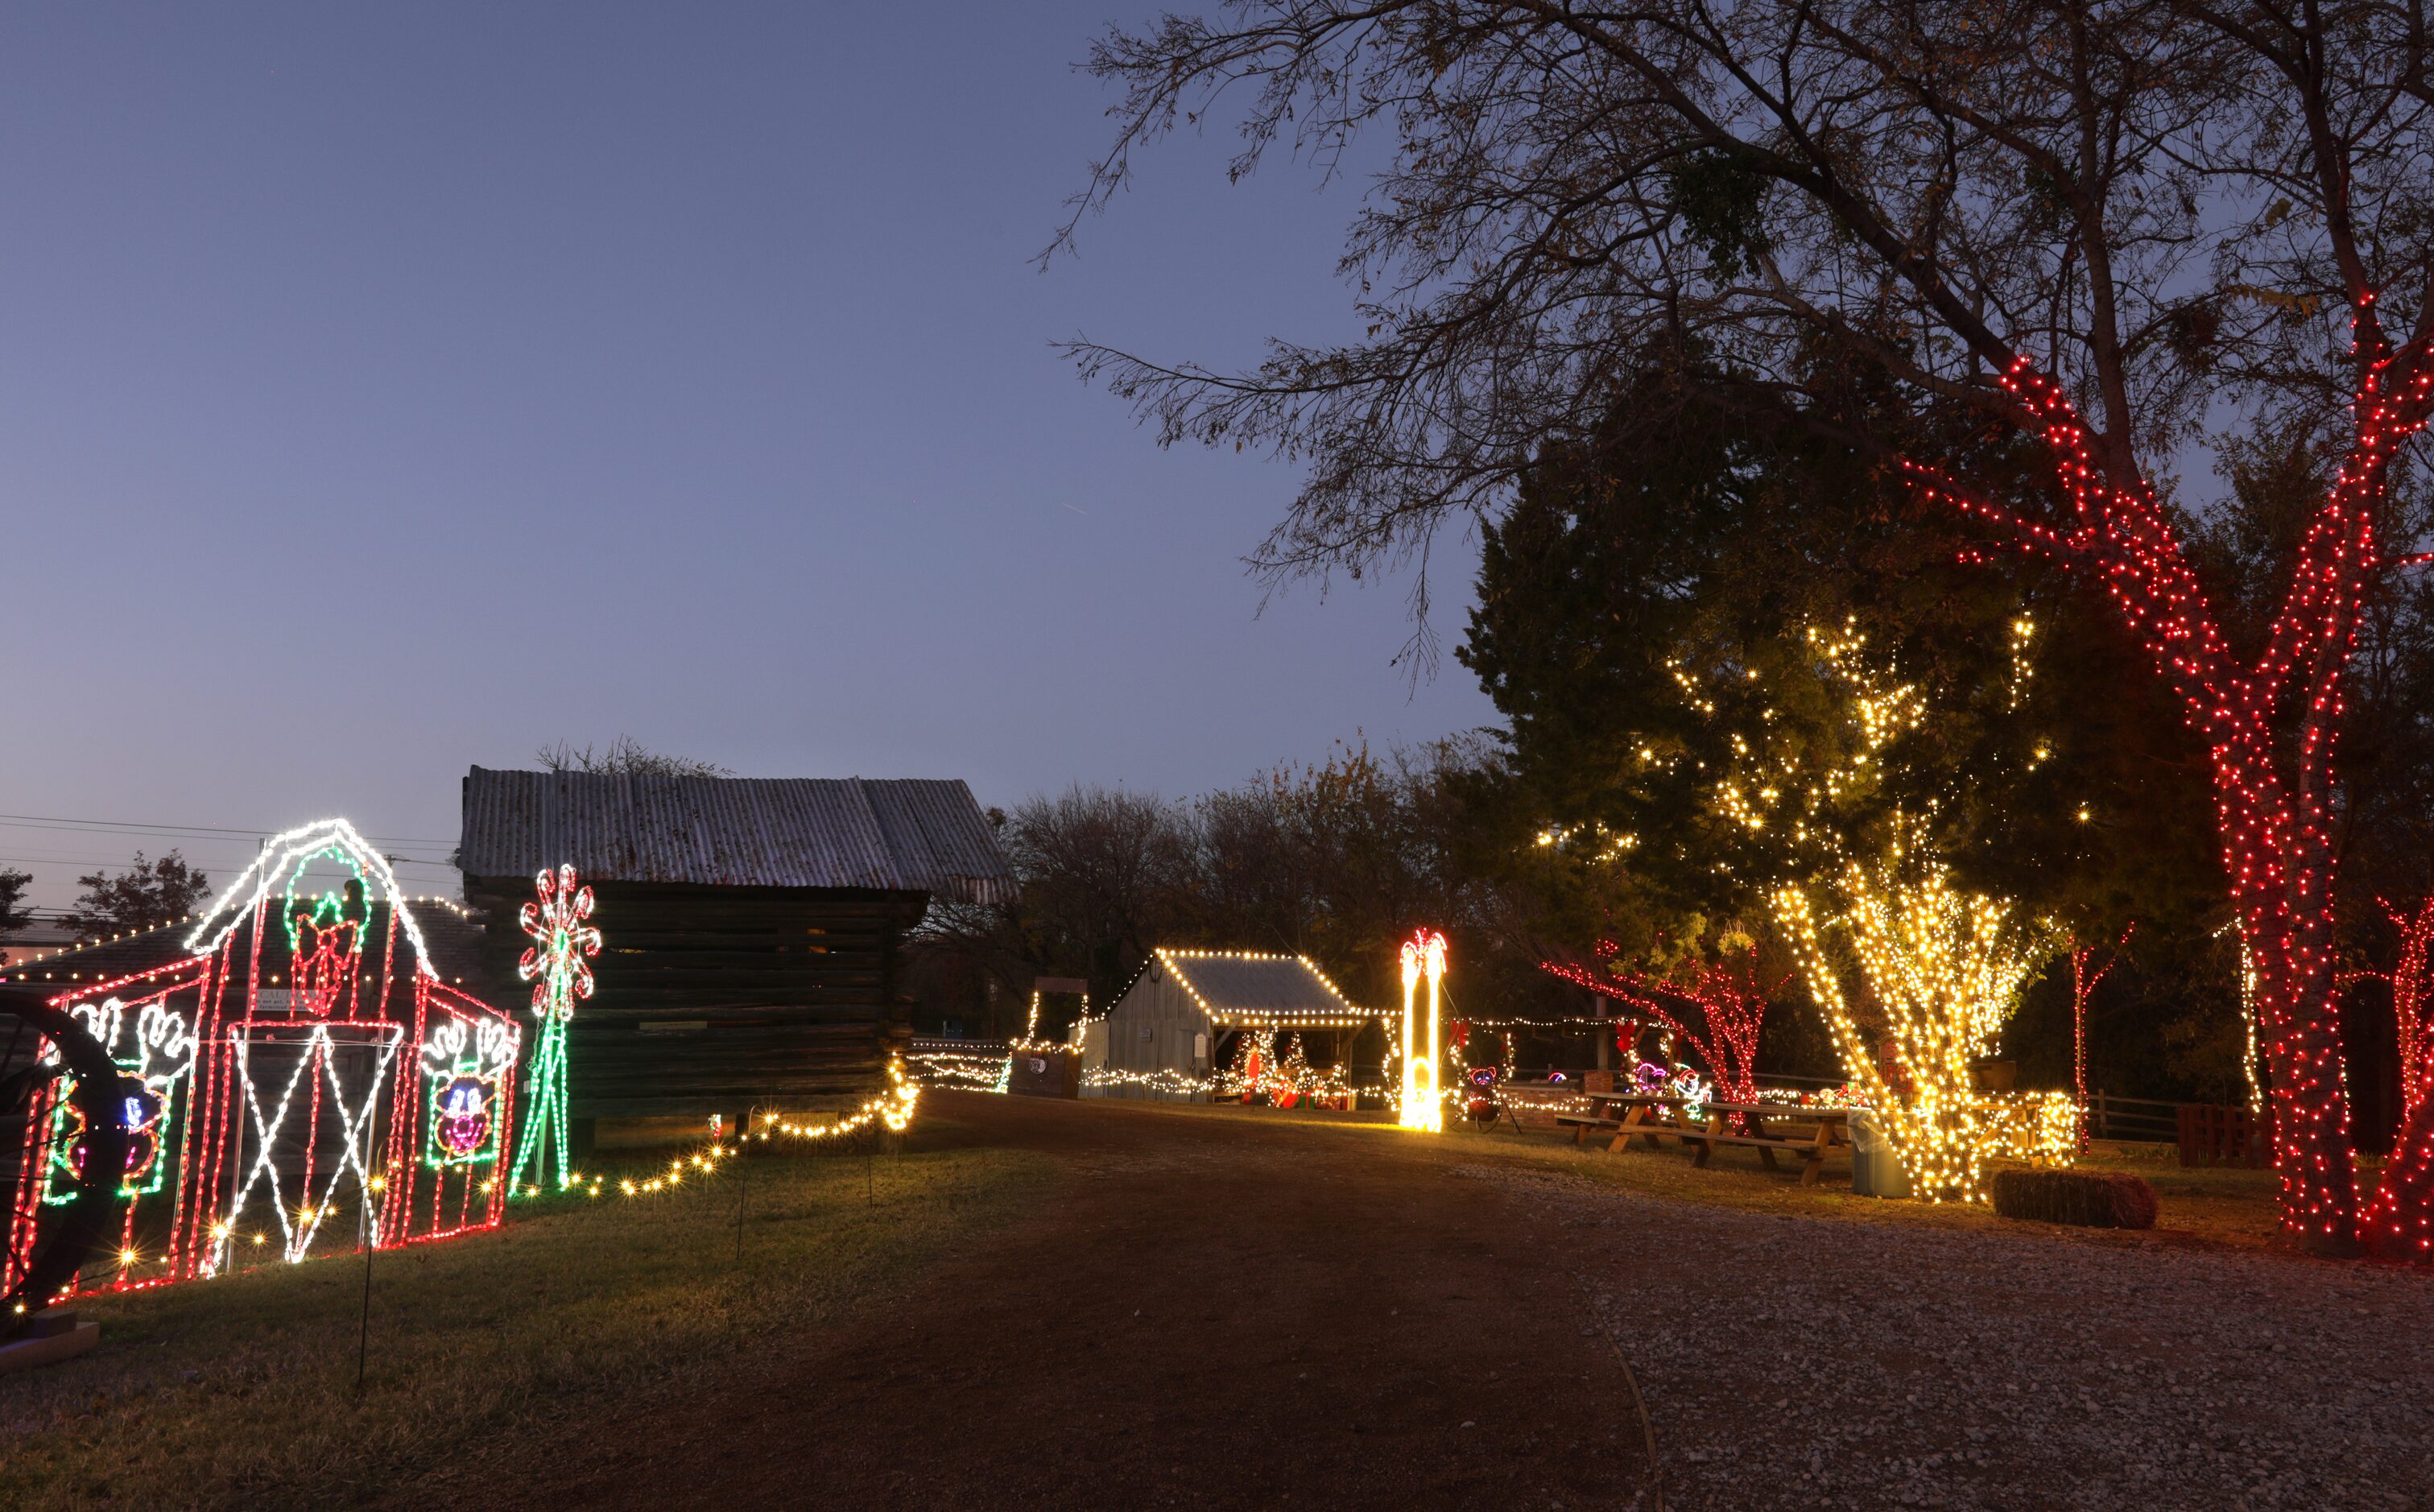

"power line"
[0,812,457,849]
[0,851,461,873]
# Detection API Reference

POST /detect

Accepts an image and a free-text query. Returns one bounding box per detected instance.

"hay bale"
[1990,1168,2158,1229]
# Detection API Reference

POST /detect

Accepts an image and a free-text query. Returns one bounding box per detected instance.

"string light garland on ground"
[295,1059,918,1209]
[906,1044,1013,1091]
[750,1059,920,1144]
[507,865,600,1196]
[1081,1066,1214,1097]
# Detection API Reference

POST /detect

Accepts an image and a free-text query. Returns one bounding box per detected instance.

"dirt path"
[520,1093,1636,1510]
[503,1093,2434,1510]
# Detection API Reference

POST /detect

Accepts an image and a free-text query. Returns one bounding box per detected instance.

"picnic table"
[1557,1093,1853,1185]
[1553,1090,1680,1146]
[1688,1101,1852,1185]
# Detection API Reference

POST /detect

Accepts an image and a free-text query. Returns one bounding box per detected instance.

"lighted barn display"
[1,820,521,1296]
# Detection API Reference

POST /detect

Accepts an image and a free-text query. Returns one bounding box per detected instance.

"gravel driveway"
[452,1094,2433,1511]
[1477,1164,2434,1510]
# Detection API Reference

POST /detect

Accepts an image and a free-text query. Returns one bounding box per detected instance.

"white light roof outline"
[184,818,437,979]
[1151,947,1388,1023]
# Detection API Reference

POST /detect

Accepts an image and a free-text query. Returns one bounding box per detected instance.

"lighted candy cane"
[506,865,600,1195]
[1399,930,1447,1133]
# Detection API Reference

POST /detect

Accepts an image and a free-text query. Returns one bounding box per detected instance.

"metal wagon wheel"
[1,987,129,1338]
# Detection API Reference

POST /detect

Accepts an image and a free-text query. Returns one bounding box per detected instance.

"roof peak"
[458,767,1015,900]
[1150,948,1380,1021]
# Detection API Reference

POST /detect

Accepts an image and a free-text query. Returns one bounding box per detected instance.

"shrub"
[1990,1168,2158,1229]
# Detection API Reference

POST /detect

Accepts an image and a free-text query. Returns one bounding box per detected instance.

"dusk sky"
[0,5,1500,909]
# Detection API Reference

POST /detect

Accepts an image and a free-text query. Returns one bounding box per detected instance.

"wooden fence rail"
[2174,1102,2271,1169]
[2088,1092,2181,1143]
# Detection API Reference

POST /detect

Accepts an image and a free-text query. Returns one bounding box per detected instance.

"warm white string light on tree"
[1694,624,2073,1201]
[1775,827,2063,1204]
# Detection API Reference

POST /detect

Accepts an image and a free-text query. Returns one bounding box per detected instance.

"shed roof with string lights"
[1079,948,1390,1101]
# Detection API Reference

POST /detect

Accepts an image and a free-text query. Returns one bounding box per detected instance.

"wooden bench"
[1555,1112,1622,1144]
[1556,1090,1672,1146]
[1680,1104,1850,1186]
[1608,1096,1704,1152]
[1562,1093,1854,1186]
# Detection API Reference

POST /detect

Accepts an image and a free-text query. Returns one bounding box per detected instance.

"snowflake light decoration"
[507,865,601,1195]
[518,865,601,1021]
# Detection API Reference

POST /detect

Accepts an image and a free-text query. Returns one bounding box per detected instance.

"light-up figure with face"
[1399,929,1447,1132]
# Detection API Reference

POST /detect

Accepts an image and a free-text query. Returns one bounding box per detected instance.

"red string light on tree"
[1902,311,2434,1252]
[2068,925,2132,1151]
[1540,944,1781,1107]
[2376,898,2434,1126]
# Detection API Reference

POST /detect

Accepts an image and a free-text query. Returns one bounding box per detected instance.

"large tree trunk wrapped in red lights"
[2382,898,2434,1125]
[1913,351,2434,1250]
[2363,900,2434,1257]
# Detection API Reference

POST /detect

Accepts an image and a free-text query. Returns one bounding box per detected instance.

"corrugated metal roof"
[457,767,1016,903]
[1157,950,1382,1018]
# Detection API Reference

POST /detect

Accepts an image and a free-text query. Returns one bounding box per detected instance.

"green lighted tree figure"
[507,865,600,1195]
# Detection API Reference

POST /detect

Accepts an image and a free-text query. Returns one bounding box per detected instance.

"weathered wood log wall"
[459,878,928,1117]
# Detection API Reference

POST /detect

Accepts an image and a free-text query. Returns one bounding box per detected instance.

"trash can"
[1848,1110,1912,1198]
[1005,1049,1080,1099]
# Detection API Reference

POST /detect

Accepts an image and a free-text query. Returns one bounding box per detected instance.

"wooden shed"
[457,767,1014,1134]
[1080,948,1389,1101]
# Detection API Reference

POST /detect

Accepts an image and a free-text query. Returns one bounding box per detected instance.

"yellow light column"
[1399,929,1446,1132]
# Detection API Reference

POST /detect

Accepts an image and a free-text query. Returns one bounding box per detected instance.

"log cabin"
[457,766,1013,1142]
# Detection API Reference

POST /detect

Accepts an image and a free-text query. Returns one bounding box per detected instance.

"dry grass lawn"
[0,1137,1050,1511]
